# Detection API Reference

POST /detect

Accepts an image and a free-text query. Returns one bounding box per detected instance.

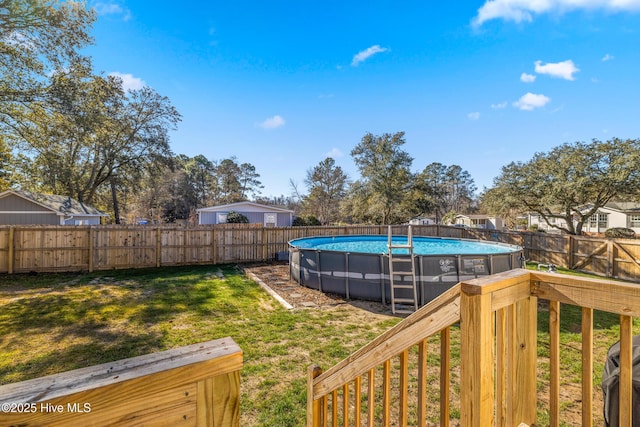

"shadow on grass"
[0,329,165,385]
[0,264,257,384]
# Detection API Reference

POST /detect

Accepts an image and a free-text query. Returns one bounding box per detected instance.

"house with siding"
[0,190,107,225]
[408,217,436,226]
[454,214,505,230]
[197,202,294,227]
[527,202,640,234]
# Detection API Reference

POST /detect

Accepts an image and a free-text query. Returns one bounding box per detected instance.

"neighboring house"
[577,202,640,235]
[408,217,436,226]
[197,202,294,227]
[527,202,640,234]
[454,214,505,231]
[527,214,568,234]
[0,190,107,225]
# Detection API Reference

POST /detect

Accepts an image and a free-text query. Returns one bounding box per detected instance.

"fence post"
[262,227,267,261]
[88,226,94,272]
[155,227,161,268]
[212,226,217,264]
[607,239,614,277]
[8,226,14,274]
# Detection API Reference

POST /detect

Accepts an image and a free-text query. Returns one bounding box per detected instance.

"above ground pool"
[289,235,523,308]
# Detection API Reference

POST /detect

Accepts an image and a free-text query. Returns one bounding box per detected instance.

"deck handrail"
[308,269,640,426]
[0,337,242,427]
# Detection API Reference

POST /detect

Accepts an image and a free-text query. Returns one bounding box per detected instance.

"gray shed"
[0,190,108,225]
[197,202,293,227]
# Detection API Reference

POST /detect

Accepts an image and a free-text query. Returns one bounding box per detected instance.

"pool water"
[289,235,514,255]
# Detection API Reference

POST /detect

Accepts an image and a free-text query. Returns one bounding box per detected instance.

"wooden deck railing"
[307,269,640,426]
[307,284,461,426]
[0,338,242,427]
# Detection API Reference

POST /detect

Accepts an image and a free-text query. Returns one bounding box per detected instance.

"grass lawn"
[0,265,399,426]
[1,263,639,426]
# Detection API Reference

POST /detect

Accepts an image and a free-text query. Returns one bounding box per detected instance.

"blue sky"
[86,0,640,198]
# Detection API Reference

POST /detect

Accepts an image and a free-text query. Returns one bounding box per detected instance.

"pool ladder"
[387,225,418,315]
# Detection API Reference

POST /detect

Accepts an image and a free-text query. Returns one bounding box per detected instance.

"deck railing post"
[307,365,323,427]
[460,285,494,427]
[510,295,538,425]
[460,270,537,427]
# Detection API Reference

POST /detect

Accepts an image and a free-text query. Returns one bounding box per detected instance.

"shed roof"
[0,190,107,217]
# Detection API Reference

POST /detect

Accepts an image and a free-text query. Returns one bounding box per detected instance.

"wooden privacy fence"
[0,224,638,281]
[0,337,242,427]
[0,224,411,273]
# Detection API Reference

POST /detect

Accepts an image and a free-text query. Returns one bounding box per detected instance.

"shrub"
[292,215,321,226]
[604,227,636,239]
[226,211,249,224]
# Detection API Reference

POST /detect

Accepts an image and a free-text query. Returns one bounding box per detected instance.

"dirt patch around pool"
[243,262,396,316]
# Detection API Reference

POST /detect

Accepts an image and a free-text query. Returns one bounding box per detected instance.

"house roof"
[196,201,294,214]
[604,202,640,213]
[455,214,496,220]
[572,202,640,215]
[0,190,107,217]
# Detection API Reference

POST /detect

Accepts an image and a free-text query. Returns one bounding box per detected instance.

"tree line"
[2,1,638,232]
[0,1,477,225]
[0,0,266,223]
[296,132,476,226]
[482,138,640,235]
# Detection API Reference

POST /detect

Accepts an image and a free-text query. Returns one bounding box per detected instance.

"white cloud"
[602,53,615,61]
[94,2,132,21]
[467,112,481,120]
[326,148,344,158]
[513,92,551,110]
[258,115,285,129]
[472,0,640,27]
[351,45,389,66]
[108,72,145,91]
[534,60,579,80]
[520,72,536,83]
[491,101,508,109]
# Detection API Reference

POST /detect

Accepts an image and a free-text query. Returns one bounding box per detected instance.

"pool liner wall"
[289,245,522,307]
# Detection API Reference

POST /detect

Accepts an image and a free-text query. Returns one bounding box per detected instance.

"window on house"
[599,213,608,228]
[630,215,640,228]
[264,213,276,228]
[590,213,608,228]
